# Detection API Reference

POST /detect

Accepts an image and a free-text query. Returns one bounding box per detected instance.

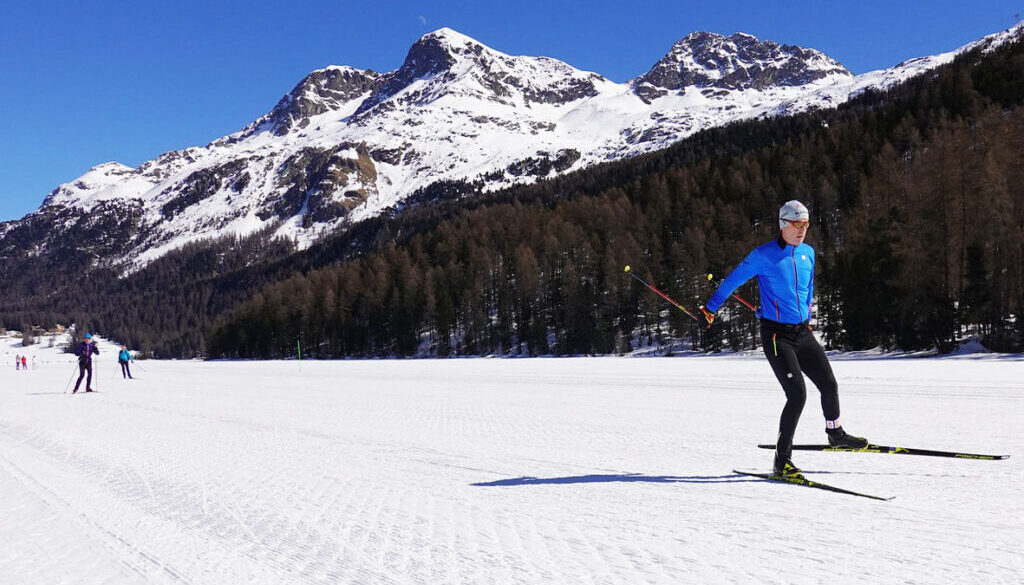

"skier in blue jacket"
[700,201,868,477]
[118,345,134,379]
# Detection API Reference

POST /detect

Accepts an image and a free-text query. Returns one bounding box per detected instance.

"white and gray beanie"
[779,200,809,229]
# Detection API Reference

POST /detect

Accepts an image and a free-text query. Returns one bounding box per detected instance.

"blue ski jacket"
[706,237,815,324]
[118,349,133,362]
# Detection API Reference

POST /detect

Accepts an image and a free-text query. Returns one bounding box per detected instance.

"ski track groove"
[0,444,186,585]
[0,416,396,584]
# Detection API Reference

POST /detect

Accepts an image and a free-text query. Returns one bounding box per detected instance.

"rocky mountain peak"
[420,27,487,54]
[352,29,479,115]
[632,31,851,101]
[393,27,497,80]
[354,28,605,116]
[41,162,136,207]
[245,66,379,137]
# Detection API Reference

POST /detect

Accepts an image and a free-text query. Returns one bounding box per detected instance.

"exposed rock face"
[632,32,851,101]
[354,35,458,115]
[161,159,252,219]
[262,145,377,227]
[251,67,379,137]
[506,149,581,178]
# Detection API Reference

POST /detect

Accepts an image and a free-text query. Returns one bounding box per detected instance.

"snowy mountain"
[2,25,1021,269]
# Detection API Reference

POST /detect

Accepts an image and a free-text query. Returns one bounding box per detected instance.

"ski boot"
[827,426,868,448]
[773,451,803,478]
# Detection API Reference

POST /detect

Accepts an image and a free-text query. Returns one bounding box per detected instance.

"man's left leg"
[796,330,867,448]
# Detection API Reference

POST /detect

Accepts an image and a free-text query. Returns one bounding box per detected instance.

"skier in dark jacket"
[118,345,134,379]
[72,333,100,393]
[700,200,868,478]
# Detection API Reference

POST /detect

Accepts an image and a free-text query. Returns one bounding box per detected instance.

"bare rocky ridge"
[257,67,380,137]
[632,32,851,102]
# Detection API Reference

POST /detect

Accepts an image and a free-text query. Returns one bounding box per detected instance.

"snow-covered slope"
[4,24,1022,268]
[0,354,1020,583]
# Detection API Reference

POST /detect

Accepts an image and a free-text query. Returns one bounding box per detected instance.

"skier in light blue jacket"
[700,200,868,477]
[118,345,134,379]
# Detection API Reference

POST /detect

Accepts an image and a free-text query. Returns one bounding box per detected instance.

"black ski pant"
[120,360,132,379]
[760,320,840,457]
[74,361,93,392]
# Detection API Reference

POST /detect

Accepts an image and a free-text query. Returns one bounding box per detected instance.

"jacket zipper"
[791,247,803,322]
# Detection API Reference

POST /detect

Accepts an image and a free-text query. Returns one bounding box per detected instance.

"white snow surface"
[19,24,1024,270]
[2,335,1021,584]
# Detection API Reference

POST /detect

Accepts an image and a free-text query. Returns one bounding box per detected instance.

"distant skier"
[700,200,868,478]
[15,354,20,370]
[72,333,100,393]
[118,345,134,379]
[21,355,27,370]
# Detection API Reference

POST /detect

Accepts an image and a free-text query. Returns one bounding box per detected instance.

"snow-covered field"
[1,335,1021,584]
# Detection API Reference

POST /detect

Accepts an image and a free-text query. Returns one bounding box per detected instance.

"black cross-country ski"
[756,444,1009,460]
[734,469,893,501]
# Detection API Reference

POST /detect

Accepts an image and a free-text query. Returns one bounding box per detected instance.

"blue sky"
[1,1,1021,221]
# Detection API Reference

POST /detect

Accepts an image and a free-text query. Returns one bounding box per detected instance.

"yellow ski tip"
[706,273,713,280]
[624,265,631,272]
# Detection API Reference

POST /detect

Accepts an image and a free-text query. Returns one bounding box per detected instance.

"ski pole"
[624,266,699,322]
[64,362,78,394]
[727,290,757,312]
[706,273,758,312]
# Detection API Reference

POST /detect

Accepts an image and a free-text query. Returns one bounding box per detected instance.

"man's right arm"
[705,249,762,313]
